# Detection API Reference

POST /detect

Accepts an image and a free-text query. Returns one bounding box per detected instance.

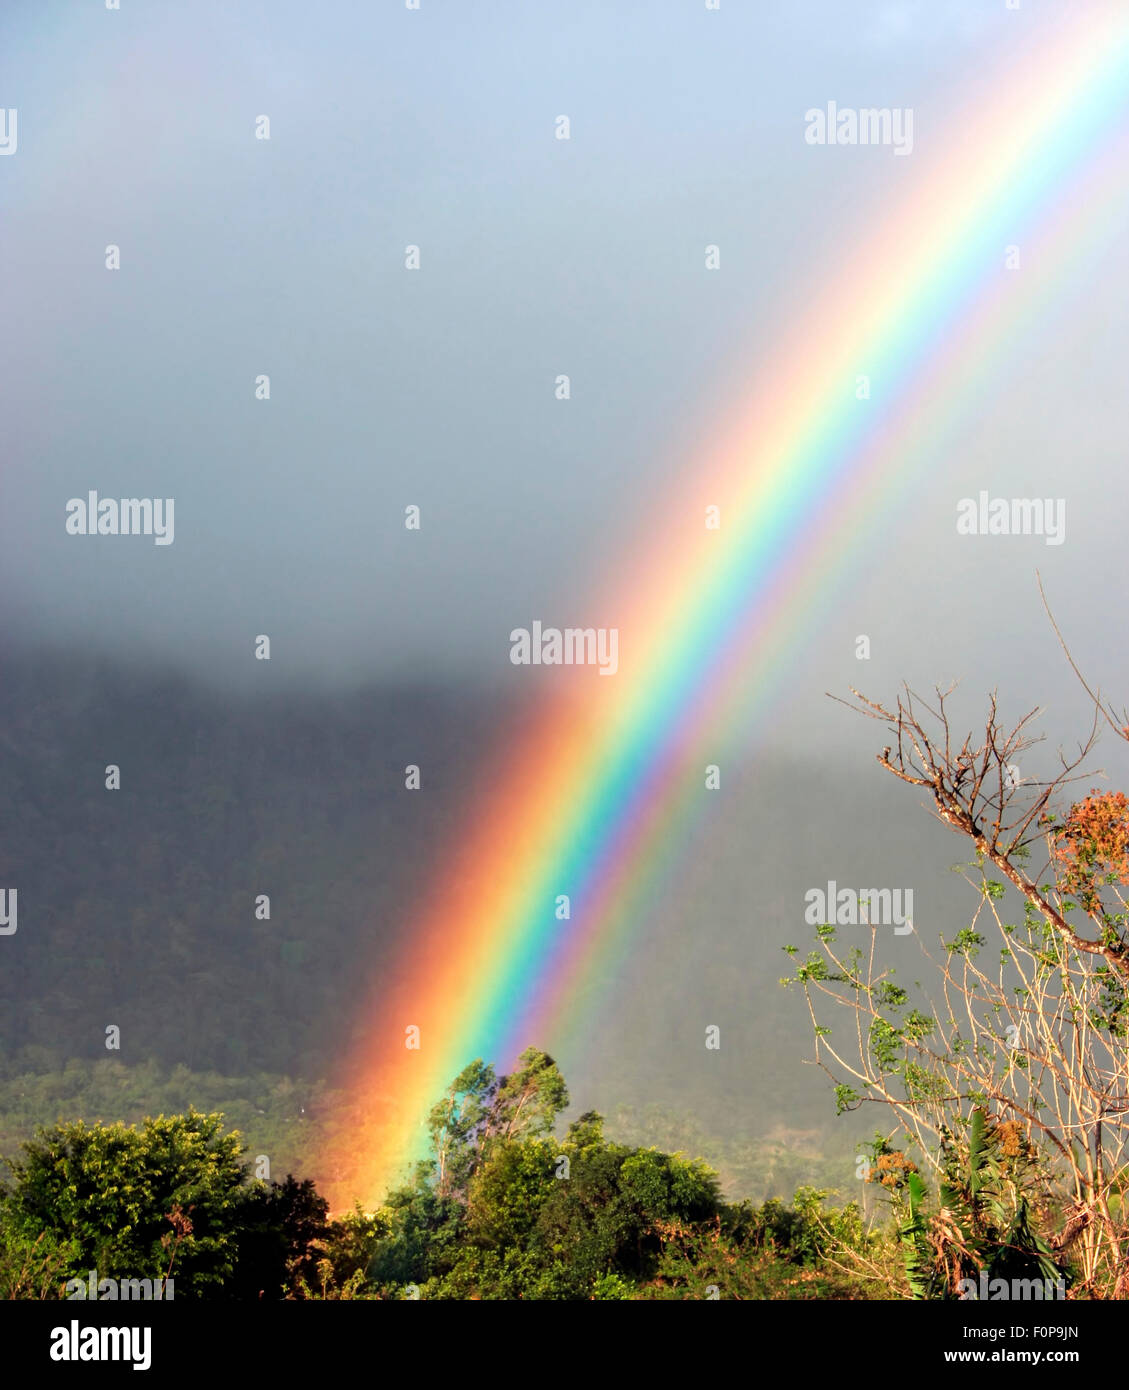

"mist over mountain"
[0,638,1001,1197]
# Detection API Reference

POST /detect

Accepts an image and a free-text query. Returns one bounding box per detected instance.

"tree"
[3,1110,251,1297]
[489,1047,570,1142]
[423,1059,497,1201]
[784,681,1129,1295]
[422,1048,569,1200]
[366,1059,722,1299]
[0,1222,78,1299]
[228,1175,329,1299]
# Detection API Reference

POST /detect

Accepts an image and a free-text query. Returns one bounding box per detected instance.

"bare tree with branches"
[784,675,1129,1296]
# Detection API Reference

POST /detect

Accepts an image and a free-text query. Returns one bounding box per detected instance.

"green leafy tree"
[423,1060,496,1201]
[366,1184,463,1291]
[0,1221,78,1299]
[3,1110,250,1297]
[422,1048,569,1201]
[488,1048,570,1141]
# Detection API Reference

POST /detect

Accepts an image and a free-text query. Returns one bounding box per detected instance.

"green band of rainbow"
[337,10,1129,1208]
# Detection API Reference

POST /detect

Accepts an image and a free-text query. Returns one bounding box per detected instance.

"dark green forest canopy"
[0,1048,1089,1301]
[0,1051,875,1301]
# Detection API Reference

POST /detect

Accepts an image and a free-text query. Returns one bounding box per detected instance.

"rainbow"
[334,9,1129,1208]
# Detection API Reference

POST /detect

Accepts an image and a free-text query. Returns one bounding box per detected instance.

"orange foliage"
[868,1151,919,1191]
[1052,790,1129,909]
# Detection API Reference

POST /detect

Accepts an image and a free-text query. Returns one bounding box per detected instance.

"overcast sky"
[2,0,1126,763]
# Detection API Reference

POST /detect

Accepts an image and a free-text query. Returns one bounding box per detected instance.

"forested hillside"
[0,646,489,1078]
[0,642,909,1200]
[0,1052,881,1300]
